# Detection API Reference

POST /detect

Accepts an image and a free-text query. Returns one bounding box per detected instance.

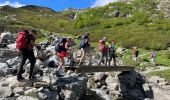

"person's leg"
[17,49,28,80]
[88,48,92,65]
[28,50,36,79]
[113,55,116,66]
[104,53,108,66]
[98,52,104,65]
[78,48,85,65]
[108,55,112,66]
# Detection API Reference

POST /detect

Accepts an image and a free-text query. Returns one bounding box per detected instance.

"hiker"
[0,32,12,44]
[98,37,109,66]
[78,33,92,66]
[150,50,156,65]
[55,37,73,76]
[16,30,37,80]
[132,47,139,61]
[108,40,116,66]
[48,33,55,45]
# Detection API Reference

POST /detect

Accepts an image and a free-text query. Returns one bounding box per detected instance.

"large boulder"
[16,96,38,100]
[55,75,87,100]
[0,63,9,76]
[13,87,24,95]
[0,87,13,98]
[93,72,108,82]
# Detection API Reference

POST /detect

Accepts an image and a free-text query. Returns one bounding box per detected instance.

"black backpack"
[55,38,67,52]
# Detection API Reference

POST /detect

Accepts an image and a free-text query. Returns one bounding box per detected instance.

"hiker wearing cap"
[16,30,37,80]
[78,33,92,66]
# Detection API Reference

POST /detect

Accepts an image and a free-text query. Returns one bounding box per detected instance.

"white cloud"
[0,1,25,8]
[92,0,118,7]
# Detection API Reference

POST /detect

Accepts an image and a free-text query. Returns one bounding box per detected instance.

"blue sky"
[0,0,117,11]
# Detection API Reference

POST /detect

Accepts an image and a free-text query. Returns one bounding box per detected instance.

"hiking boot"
[17,76,25,81]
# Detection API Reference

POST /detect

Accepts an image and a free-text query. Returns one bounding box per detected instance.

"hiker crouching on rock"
[78,33,92,66]
[16,30,37,80]
[55,37,74,76]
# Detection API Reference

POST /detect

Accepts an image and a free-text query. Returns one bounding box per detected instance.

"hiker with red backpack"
[98,37,109,66]
[16,30,37,80]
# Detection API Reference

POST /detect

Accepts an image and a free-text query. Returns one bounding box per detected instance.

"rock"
[42,76,51,84]
[64,90,76,100]
[56,76,87,100]
[93,72,107,82]
[7,58,19,66]
[33,82,49,88]
[0,87,13,98]
[109,83,119,91]
[36,59,44,67]
[148,76,166,84]
[13,87,24,95]
[5,76,34,88]
[24,88,37,95]
[38,92,48,100]
[0,62,9,76]
[117,71,145,99]
[150,85,170,100]
[116,47,126,54]
[37,88,53,100]
[0,49,20,58]
[16,96,38,100]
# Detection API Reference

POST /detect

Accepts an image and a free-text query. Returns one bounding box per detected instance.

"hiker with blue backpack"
[108,40,117,66]
[78,33,92,66]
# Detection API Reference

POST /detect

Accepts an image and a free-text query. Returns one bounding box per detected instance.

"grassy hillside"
[0,0,170,50]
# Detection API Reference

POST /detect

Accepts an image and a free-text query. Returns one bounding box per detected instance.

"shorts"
[81,47,90,53]
[57,51,68,59]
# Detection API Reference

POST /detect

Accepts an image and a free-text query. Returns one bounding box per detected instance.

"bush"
[103,24,112,28]
[167,51,170,59]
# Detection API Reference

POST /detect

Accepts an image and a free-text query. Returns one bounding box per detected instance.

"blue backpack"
[80,35,89,48]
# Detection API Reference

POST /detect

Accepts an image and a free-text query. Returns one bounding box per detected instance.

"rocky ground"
[0,41,170,100]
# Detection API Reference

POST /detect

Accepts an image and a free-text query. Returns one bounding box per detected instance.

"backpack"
[80,35,89,48]
[109,44,115,53]
[55,38,67,52]
[98,40,104,51]
[16,32,29,49]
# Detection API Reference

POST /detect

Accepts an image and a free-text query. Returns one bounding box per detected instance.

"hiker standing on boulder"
[108,40,116,66]
[16,30,37,80]
[78,33,92,66]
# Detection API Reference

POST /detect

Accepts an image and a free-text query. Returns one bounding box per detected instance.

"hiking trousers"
[17,49,36,78]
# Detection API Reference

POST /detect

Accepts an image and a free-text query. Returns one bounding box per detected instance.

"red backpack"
[16,32,29,49]
[98,40,104,51]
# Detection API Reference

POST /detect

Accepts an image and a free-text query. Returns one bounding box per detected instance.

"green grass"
[148,69,170,83]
